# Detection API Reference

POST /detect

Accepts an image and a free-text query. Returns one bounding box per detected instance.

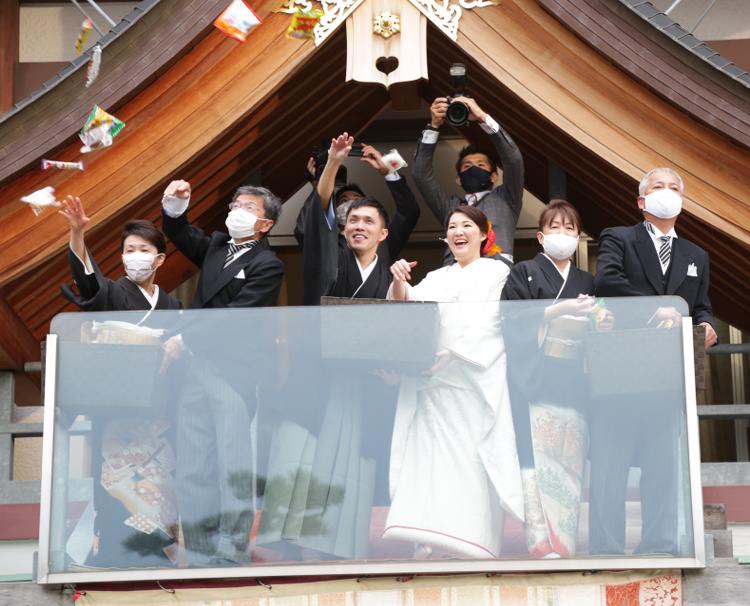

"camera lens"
[447,100,469,126]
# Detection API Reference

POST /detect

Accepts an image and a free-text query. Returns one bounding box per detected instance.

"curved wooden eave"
[0,0,229,185]
[456,3,749,239]
[0,5,320,289]
[539,0,750,149]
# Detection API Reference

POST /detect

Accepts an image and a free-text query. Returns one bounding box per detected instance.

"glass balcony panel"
[42,296,699,577]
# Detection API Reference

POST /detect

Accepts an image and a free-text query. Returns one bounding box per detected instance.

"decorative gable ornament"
[277,0,497,44]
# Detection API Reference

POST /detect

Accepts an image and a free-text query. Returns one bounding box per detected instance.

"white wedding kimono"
[383,258,524,558]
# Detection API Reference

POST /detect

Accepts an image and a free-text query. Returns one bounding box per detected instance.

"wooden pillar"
[0,1,20,113]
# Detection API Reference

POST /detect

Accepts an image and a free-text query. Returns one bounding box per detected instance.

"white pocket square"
[686,263,698,277]
[233,268,245,279]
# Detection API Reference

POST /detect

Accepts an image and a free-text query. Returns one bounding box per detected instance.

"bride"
[383,206,523,559]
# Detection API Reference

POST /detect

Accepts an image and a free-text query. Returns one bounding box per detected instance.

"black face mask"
[459,166,493,194]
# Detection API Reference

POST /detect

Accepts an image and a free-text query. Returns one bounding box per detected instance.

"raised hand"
[361,144,388,175]
[390,259,417,282]
[430,97,449,129]
[59,195,90,231]
[164,179,191,199]
[329,132,354,162]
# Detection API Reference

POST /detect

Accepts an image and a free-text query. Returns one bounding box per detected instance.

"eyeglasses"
[229,201,261,213]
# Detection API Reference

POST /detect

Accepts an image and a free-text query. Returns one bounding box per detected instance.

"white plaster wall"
[19,3,139,63]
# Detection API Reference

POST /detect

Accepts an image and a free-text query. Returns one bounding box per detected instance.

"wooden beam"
[0,0,19,113]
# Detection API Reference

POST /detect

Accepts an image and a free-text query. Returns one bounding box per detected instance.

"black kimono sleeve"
[302,189,339,305]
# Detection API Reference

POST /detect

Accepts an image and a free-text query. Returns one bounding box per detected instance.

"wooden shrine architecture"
[0,0,748,369]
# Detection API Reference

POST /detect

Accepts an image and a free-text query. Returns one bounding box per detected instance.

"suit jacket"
[302,176,420,304]
[412,124,524,264]
[162,212,283,309]
[594,223,714,328]
[61,247,182,312]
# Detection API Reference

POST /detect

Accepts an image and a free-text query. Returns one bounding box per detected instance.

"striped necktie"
[224,241,256,267]
[658,236,671,269]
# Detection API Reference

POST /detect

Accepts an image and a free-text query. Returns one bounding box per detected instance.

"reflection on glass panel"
[45,296,698,575]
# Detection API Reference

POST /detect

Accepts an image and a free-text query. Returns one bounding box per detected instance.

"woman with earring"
[383,206,524,560]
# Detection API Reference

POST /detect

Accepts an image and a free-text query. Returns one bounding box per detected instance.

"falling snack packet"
[75,19,93,55]
[21,186,61,217]
[41,159,85,171]
[214,0,262,42]
[381,149,407,173]
[286,9,323,40]
[79,106,125,153]
[85,45,102,88]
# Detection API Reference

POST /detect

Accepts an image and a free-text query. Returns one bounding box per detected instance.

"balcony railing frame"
[36,318,707,584]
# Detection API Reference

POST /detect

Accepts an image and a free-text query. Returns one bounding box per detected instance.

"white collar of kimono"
[542,253,571,281]
[356,254,378,283]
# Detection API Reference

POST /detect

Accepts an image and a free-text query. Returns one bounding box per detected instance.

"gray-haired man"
[161,180,283,565]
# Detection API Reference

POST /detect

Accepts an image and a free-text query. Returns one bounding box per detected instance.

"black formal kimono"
[501,253,594,557]
[302,176,419,304]
[60,247,182,569]
[61,248,182,313]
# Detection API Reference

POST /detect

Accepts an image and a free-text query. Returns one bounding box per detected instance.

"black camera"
[446,63,470,127]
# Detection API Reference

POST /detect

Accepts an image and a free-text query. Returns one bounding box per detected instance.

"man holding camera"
[414,95,524,264]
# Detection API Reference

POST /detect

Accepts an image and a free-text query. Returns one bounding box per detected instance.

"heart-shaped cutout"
[376,56,399,75]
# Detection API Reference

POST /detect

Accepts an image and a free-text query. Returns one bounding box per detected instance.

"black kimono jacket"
[61,247,182,312]
[302,177,420,304]
[501,253,595,413]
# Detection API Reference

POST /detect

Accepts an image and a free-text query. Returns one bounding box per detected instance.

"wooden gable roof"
[0,0,748,368]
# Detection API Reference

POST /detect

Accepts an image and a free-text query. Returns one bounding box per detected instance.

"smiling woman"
[384,207,522,558]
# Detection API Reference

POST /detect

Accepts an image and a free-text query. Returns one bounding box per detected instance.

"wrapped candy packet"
[21,186,61,217]
[381,149,407,173]
[75,19,93,55]
[42,159,84,171]
[286,9,323,40]
[214,0,262,42]
[85,45,102,88]
[79,106,125,153]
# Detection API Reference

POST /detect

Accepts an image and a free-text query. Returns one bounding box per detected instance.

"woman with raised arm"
[58,195,181,569]
[382,206,523,559]
[60,195,181,313]
[501,199,602,558]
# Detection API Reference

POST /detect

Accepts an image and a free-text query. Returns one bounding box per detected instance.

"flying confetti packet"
[286,9,323,40]
[85,45,102,88]
[21,186,61,217]
[41,159,84,171]
[75,19,93,55]
[214,0,262,42]
[79,106,125,153]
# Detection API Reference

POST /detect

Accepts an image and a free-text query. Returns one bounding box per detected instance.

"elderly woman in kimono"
[501,199,604,558]
[383,206,524,559]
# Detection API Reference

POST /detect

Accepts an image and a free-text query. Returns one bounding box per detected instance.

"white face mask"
[225,208,257,239]
[541,232,579,260]
[122,252,157,283]
[643,188,682,219]
[335,201,353,227]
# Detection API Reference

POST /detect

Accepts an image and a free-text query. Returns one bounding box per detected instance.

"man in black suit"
[590,167,717,556]
[160,179,283,565]
[413,96,523,264]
